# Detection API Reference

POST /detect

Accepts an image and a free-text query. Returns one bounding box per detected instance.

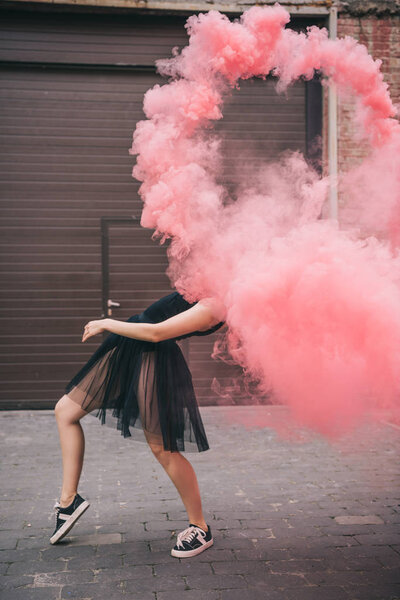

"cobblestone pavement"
[0,406,399,600]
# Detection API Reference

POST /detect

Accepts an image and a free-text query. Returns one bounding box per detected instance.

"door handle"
[107,299,121,316]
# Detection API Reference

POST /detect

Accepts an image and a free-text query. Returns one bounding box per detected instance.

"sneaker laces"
[53,501,61,515]
[176,525,204,548]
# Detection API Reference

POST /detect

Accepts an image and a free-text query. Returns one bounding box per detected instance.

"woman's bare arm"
[101,300,220,343]
[153,300,220,342]
[101,319,157,342]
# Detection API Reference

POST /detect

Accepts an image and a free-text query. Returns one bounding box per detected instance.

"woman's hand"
[82,318,109,342]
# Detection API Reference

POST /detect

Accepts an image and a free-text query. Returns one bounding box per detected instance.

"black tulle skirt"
[64,315,210,453]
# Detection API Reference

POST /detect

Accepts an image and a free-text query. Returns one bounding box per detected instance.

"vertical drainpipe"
[328,4,338,221]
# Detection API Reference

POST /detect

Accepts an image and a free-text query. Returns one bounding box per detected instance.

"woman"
[51,290,227,558]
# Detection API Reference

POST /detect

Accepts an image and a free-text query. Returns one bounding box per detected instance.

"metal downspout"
[328,4,338,221]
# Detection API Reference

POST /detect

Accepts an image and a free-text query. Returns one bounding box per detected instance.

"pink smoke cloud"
[129,4,400,443]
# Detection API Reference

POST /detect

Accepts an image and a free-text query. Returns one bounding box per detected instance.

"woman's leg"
[54,394,89,508]
[146,438,208,532]
[136,352,208,532]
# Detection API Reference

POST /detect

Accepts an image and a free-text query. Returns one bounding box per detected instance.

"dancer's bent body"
[52,291,226,558]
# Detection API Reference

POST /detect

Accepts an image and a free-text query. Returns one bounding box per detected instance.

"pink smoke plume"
[129,4,400,442]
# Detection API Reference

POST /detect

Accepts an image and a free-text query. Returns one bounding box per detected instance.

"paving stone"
[0,532,19,550]
[61,581,127,598]
[196,548,236,562]
[93,565,152,582]
[123,550,175,565]
[65,532,122,546]
[96,540,150,555]
[1,588,62,600]
[265,558,330,573]
[335,515,385,525]
[304,569,400,587]
[317,524,383,536]
[153,561,213,576]
[325,556,384,571]
[15,536,54,550]
[209,519,242,529]
[144,520,189,532]
[242,571,309,588]
[144,575,187,592]
[221,527,275,539]
[354,533,400,546]
[186,573,247,590]
[220,588,288,600]
[123,529,173,542]
[40,544,96,561]
[121,593,156,600]
[234,546,293,561]
[0,574,35,589]
[284,586,352,600]
[157,592,219,600]
[1,407,399,600]
[66,554,123,570]
[0,548,41,564]
[6,559,67,576]
[212,559,269,575]
[338,545,400,561]
[342,583,400,599]
[33,569,95,585]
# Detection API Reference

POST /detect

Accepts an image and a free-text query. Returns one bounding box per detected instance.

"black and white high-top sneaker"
[171,523,213,558]
[50,493,90,544]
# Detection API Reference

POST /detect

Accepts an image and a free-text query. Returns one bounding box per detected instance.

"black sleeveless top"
[138,291,226,342]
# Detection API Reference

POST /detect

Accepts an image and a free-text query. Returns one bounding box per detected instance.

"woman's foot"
[171,523,213,558]
[50,492,90,544]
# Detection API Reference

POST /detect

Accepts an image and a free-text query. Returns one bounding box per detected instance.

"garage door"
[0,9,316,408]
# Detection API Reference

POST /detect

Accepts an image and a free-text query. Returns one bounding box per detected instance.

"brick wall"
[322,13,400,208]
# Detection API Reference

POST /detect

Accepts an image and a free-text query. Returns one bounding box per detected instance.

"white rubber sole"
[171,538,214,558]
[50,500,90,544]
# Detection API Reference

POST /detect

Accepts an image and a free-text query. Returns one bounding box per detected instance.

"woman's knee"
[147,440,178,465]
[54,394,87,424]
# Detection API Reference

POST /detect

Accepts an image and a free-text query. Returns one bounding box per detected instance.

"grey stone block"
[1,588,62,600]
[341,583,400,600]
[123,550,176,565]
[0,548,41,564]
[212,560,269,575]
[354,533,400,546]
[154,561,213,576]
[186,573,247,590]
[234,547,293,561]
[34,569,95,585]
[334,515,384,525]
[40,544,96,561]
[0,534,19,550]
[96,540,150,555]
[60,581,126,598]
[6,559,66,576]
[0,574,35,590]
[15,536,53,550]
[157,591,219,600]
[265,558,329,573]
[220,588,285,600]
[284,586,352,600]
[242,571,308,588]
[93,565,152,582]
[66,554,123,570]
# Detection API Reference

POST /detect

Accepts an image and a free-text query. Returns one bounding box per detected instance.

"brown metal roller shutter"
[0,9,315,409]
[190,77,308,405]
